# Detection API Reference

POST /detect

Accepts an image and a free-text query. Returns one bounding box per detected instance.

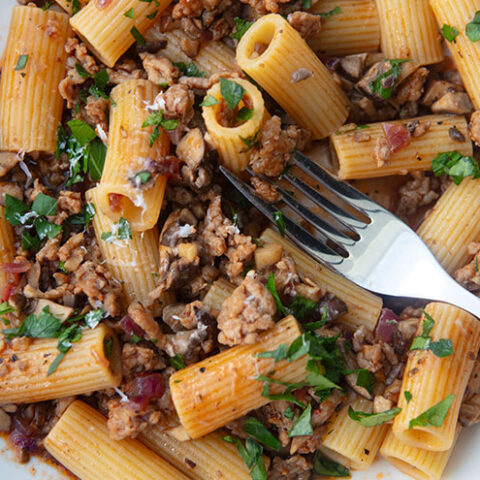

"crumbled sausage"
[372,136,391,167]
[288,11,321,38]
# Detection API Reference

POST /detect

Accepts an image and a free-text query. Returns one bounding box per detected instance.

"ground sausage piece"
[217,271,276,346]
[269,455,312,480]
[140,53,181,86]
[250,177,280,202]
[372,136,391,167]
[288,11,321,38]
[395,171,439,218]
[469,110,480,147]
[128,302,163,343]
[122,344,166,377]
[162,84,195,125]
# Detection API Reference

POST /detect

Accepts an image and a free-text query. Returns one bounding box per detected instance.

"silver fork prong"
[293,151,383,215]
[283,172,366,232]
[220,166,344,266]
[274,185,355,248]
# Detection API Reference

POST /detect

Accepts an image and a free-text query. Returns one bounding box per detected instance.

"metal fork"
[220,151,480,318]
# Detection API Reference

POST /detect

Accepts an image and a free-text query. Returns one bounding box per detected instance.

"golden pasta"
[0,205,16,302]
[0,325,122,405]
[170,316,308,439]
[97,80,169,232]
[331,115,472,180]
[70,0,172,68]
[202,78,267,172]
[201,277,235,316]
[392,303,480,451]
[417,178,480,274]
[44,400,190,480]
[308,0,380,56]
[55,0,89,14]
[236,13,349,139]
[376,0,443,65]
[0,6,70,153]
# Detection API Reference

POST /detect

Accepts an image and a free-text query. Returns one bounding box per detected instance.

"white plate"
[1,2,480,479]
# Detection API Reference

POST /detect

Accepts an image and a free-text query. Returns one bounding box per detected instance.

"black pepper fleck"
[199,367,206,373]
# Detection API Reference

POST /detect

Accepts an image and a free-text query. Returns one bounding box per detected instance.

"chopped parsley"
[130,333,142,344]
[302,0,311,8]
[124,7,134,18]
[75,63,91,78]
[84,309,104,329]
[283,407,295,420]
[231,17,254,41]
[313,451,350,477]
[272,211,285,236]
[441,24,459,43]
[466,11,480,42]
[370,59,409,100]
[173,61,205,78]
[346,368,377,394]
[288,403,313,437]
[169,354,186,370]
[146,10,159,20]
[88,69,110,100]
[200,95,219,107]
[142,110,179,147]
[404,391,413,403]
[409,394,455,429]
[240,130,260,152]
[348,406,401,427]
[219,78,246,110]
[410,310,453,358]
[432,151,480,185]
[71,0,82,15]
[131,171,153,187]
[15,54,28,71]
[41,1,54,11]
[223,436,267,480]
[66,202,96,227]
[130,25,146,46]
[101,217,132,243]
[245,417,282,451]
[319,6,341,18]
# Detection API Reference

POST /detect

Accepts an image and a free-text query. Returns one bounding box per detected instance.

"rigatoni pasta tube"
[86,188,173,314]
[331,115,472,180]
[202,79,267,172]
[202,277,234,316]
[376,0,443,66]
[139,427,250,480]
[380,425,461,480]
[259,229,382,331]
[0,6,70,153]
[70,0,172,68]
[236,14,349,139]
[319,398,389,470]
[44,401,190,480]
[154,29,237,76]
[308,0,380,56]
[170,315,308,439]
[0,325,121,405]
[430,0,480,109]
[392,303,480,451]
[97,80,169,231]
[0,206,16,301]
[55,0,89,14]
[417,178,480,274]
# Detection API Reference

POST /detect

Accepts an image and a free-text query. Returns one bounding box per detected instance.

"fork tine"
[283,172,366,232]
[293,151,383,214]
[274,185,355,248]
[220,166,344,266]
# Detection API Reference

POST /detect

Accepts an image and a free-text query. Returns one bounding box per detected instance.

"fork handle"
[432,278,480,319]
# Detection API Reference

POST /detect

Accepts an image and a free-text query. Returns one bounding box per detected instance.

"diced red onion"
[118,315,145,337]
[320,57,340,72]
[376,308,400,344]
[126,373,165,403]
[382,123,412,153]
[0,262,30,274]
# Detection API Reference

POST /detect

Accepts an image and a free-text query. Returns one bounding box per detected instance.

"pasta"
[236,13,349,139]
[96,80,169,232]
[0,205,15,301]
[392,303,480,451]
[319,398,389,470]
[202,78,267,172]
[169,316,308,439]
[331,115,472,180]
[430,0,480,109]
[380,425,461,480]
[308,0,381,56]
[55,0,89,14]
[139,427,251,480]
[201,277,235,316]
[86,187,174,314]
[70,0,172,68]
[0,5,70,153]
[44,400,190,480]
[417,178,480,274]
[259,229,382,330]
[0,325,122,404]
[376,0,443,66]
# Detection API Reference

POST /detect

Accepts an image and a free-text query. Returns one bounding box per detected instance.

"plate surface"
[0,1,480,479]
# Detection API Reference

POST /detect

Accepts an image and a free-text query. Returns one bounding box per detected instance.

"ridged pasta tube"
[236,14,349,139]
[0,6,70,153]
[0,206,16,301]
[201,278,235,316]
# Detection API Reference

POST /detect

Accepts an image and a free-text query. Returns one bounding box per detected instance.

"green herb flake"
[101,217,132,243]
[0,302,15,316]
[5,194,31,227]
[130,26,146,46]
[131,171,153,187]
[32,193,58,217]
[410,310,453,358]
[313,451,349,477]
[34,217,62,240]
[146,10,158,20]
[124,7,134,18]
[404,391,413,403]
[441,24,459,42]
[41,1,54,11]
[15,54,28,71]
[131,333,142,344]
[319,6,341,18]
[236,107,254,123]
[21,231,41,252]
[200,95,219,107]
[240,130,260,152]
[430,338,454,357]
[67,119,97,146]
[466,11,480,42]
[266,272,287,315]
[75,63,91,78]
[283,407,295,420]
[432,151,480,185]
[273,210,285,236]
[170,354,186,370]
[409,394,455,429]
[302,0,312,8]
[223,436,267,480]
[231,17,254,41]
[288,403,313,437]
[348,406,401,427]
[104,336,114,358]
[84,309,104,329]
[370,59,410,100]
[173,61,205,78]
[245,417,282,451]
[71,0,82,15]
[219,78,246,110]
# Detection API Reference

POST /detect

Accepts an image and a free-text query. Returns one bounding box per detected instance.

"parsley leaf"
[441,24,459,42]
[66,202,96,227]
[220,78,246,110]
[236,107,253,123]
[5,194,30,227]
[319,6,341,18]
[124,7,134,18]
[32,193,58,216]
[231,17,254,40]
[142,110,179,146]
[67,119,97,145]
[283,407,295,420]
[101,217,132,243]
[0,302,15,316]
[240,130,260,152]
[200,95,219,107]
[131,171,152,187]
[288,296,317,319]
[288,403,313,437]
[84,309,104,329]
[170,354,186,370]
[273,210,285,236]
[173,61,205,78]
[410,310,453,358]
[15,54,28,71]
[266,272,287,315]
[245,417,282,451]
[34,217,62,240]
[466,11,480,42]
[257,343,287,362]
[348,406,401,427]
[88,69,110,100]
[345,368,376,394]
[409,394,455,429]
[370,59,409,100]
[21,231,41,252]
[430,338,454,357]
[223,436,267,480]
[75,63,91,78]
[3,306,62,339]
[404,391,413,403]
[313,451,350,477]
[432,151,480,185]
[130,25,146,46]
